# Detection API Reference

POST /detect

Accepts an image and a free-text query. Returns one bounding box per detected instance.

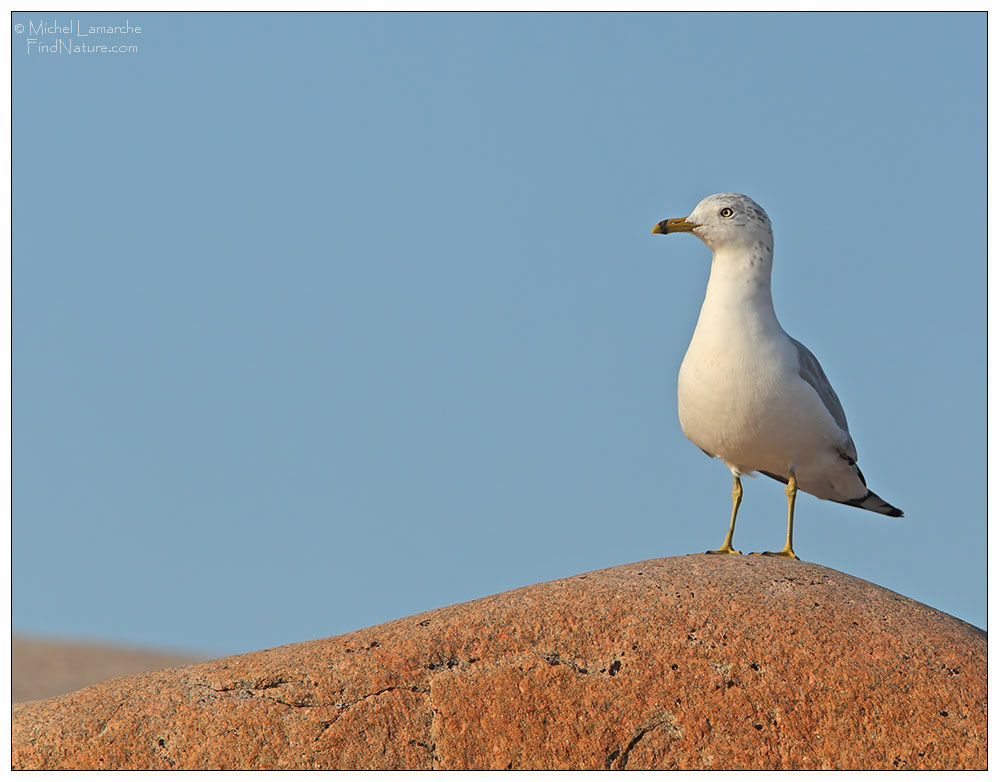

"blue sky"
[12,12,985,655]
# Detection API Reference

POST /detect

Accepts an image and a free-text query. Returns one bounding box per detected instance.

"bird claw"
[705,547,742,555]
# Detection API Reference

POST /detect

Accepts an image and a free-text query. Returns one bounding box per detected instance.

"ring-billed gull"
[652,193,902,560]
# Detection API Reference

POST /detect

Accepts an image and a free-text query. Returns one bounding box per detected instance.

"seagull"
[652,193,902,560]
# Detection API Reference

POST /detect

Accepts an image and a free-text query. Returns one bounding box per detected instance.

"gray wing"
[789,337,857,460]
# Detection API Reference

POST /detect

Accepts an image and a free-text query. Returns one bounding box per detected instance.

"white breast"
[676,251,842,479]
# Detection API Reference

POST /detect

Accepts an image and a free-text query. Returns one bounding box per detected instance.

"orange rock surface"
[11,555,986,770]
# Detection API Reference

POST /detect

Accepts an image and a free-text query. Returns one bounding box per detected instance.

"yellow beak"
[651,217,700,235]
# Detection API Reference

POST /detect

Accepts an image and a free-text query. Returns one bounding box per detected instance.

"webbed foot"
[705,545,742,555]
[751,548,800,560]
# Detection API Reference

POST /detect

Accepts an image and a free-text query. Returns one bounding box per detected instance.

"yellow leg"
[706,475,742,555]
[761,469,800,560]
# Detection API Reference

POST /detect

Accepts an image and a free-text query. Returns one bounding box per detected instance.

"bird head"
[652,193,773,253]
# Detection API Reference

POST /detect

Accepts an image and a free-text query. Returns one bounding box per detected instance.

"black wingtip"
[837,490,904,517]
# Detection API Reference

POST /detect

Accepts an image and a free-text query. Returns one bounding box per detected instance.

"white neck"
[696,241,782,334]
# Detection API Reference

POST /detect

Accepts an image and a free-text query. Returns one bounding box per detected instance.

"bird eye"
[719,207,734,218]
